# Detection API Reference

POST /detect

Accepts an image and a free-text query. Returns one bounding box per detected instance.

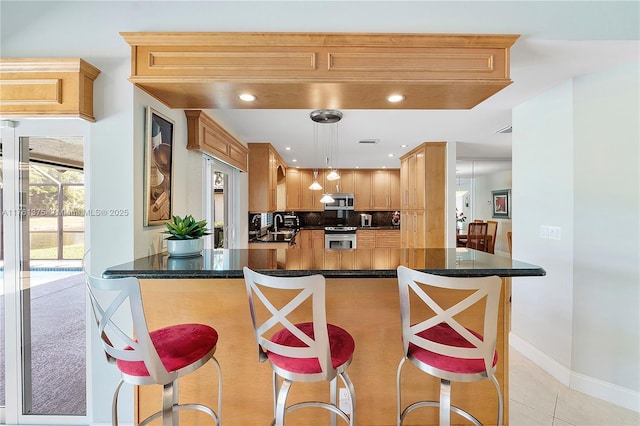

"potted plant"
[164,214,211,257]
[456,209,467,233]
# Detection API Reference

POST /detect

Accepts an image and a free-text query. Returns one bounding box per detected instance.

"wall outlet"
[339,387,351,415]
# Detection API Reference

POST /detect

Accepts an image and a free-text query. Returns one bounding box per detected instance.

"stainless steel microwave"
[323,193,355,210]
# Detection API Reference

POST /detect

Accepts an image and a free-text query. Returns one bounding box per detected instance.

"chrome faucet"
[274,214,283,233]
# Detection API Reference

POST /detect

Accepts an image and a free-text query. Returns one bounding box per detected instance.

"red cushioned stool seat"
[117,323,218,377]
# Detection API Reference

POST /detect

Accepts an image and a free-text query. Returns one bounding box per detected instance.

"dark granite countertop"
[104,248,545,280]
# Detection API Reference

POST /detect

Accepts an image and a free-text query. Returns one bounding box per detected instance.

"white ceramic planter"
[167,238,204,257]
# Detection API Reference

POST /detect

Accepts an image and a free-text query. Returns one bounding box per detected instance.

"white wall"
[511,63,639,411]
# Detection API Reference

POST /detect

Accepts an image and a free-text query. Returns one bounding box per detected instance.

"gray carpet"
[0,273,86,415]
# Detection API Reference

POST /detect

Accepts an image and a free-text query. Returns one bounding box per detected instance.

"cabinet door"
[372,170,390,209]
[311,230,325,248]
[268,149,277,211]
[375,230,400,248]
[415,148,426,210]
[300,170,318,210]
[354,170,373,210]
[389,170,401,210]
[285,168,302,210]
[297,230,312,248]
[400,157,410,210]
[336,169,355,194]
[357,230,376,248]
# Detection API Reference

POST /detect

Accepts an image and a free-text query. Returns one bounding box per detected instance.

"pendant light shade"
[319,193,335,204]
[326,169,340,181]
[309,169,322,191]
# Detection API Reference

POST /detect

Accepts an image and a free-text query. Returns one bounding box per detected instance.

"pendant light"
[309,109,342,202]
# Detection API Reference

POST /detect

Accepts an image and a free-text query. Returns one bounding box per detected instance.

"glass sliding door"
[1,120,88,425]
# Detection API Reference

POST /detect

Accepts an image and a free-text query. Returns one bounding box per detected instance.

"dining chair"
[485,220,498,254]
[507,231,513,257]
[466,222,488,252]
[86,272,222,426]
[242,266,356,426]
[396,266,503,426]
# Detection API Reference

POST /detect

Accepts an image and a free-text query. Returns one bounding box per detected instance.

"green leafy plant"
[164,214,211,240]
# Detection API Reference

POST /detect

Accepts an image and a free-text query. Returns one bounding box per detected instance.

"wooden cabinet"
[324,250,355,269]
[399,142,445,248]
[400,147,425,210]
[334,170,355,194]
[0,58,101,122]
[287,167,400,212]
[311,230,325,248]
[354,170,373,210]
[286,169,324,211]
[375,229,401,248]
[358,229,400,249]
[372,170,401,210]
[356,230,376,248]
[186,110,249,172]
[294,229,324,249]
[248,143,285,212]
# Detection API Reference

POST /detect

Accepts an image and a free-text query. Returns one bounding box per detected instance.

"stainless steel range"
[324,226,357,249]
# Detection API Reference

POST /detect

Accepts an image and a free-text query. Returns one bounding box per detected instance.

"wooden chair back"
[486,220,498,254]
[466,222,488,251]
[507,231,512,257]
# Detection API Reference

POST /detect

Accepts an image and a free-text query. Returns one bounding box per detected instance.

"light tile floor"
[510,347,639,426]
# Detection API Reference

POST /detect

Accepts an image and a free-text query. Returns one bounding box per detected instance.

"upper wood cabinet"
[286,167,400,212]
[354,170,373,210]
[372,170,400,210]
[0,58,100,122]
[120,32,518,110]
[399,142,446,248]
[286,168,323,211]
[248,143,286,213]
[354,169,400,211]
[185,110,248,172]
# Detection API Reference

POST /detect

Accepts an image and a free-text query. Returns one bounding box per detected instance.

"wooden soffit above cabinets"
[0,58,101,122]
[120,32,519,110]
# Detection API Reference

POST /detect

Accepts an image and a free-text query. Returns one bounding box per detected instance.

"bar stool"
[242,267,356,426]
[86,273,222,426]
[396,266,502,426]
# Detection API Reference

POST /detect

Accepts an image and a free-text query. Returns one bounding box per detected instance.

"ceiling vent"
[358,139,380,144]
[496,125,512,134]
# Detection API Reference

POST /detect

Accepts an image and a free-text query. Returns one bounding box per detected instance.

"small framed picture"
[492,189,511,219]
[144,107,174,226]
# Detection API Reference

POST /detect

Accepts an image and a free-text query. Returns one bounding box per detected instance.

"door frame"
[1,118,90,425]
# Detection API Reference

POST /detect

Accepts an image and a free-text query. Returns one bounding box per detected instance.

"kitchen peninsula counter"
[104,247,544,279]
[103,248,544,426]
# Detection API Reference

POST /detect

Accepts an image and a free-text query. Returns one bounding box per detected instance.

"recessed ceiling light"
[400,144,408,148]
[388,153,394,157]
[292,159,297,162]
[238,93,257,102]
[387,94,405,103]
[285,146,292,151]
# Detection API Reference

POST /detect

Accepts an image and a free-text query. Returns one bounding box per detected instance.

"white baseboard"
[509,332,571,386]
[510,333,640,413]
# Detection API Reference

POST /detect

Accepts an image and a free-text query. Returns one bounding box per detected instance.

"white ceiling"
[1,1,638,175]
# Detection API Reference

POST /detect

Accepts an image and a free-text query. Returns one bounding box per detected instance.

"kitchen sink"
[257,230,294,242]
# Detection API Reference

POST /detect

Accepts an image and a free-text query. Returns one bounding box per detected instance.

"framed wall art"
[492,189,511,219]
[145,107,174,226]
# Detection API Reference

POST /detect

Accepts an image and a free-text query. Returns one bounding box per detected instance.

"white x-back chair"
[86,272,222,426]
[242,267,356,426]
[396,266,503,426]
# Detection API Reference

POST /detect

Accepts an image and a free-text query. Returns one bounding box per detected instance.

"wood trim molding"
[0,58,101,122]
[120,32,519,110]
[185,110,248,172]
